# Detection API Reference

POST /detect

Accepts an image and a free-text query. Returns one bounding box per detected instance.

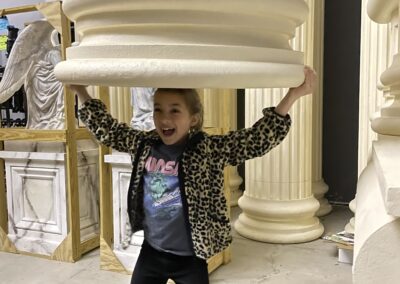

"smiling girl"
[70,66,316,284]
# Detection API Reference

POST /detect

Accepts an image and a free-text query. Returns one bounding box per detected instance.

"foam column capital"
[55,0,308,88]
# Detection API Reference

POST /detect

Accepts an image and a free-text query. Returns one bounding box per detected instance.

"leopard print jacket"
[79,99,291,260]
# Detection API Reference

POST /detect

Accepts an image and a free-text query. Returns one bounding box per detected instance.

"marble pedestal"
[353,137,400,283]
[104,152,141,272]
[0,140,99,256]
[104,151,231,274]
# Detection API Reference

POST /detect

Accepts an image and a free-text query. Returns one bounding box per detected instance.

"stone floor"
[0,205,353,284]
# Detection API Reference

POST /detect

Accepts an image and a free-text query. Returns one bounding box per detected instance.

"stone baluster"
[353,1,400,283]
[345,0,391,233]
[344,199,356,234]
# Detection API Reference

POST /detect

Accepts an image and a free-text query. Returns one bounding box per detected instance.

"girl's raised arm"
[210,66,316,166]
[275,66,316,116]
[70,85,144,153]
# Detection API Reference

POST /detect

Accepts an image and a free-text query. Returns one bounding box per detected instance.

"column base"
[313,179,333,217]
[344,199,356,233]
[235,195,324,243]
[354,162,400,283]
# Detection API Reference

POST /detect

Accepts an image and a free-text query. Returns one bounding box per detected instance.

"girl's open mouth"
[162,128,175,136]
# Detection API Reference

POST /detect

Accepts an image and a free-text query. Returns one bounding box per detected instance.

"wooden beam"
[80,235,100,255]
[64,105,80,262]
[75,128,94,140]
[0,141,7,234]
[204,127,223,135]
[0,129,66,142]
[60,9,81,261]
[58,1,71,60]
[207,252,223,274]
[0,5,37,16]
[97,86,114,246]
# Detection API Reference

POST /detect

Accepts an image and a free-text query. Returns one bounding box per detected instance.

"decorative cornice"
[55,0,308,88]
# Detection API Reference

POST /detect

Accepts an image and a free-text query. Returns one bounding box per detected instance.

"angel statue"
[0,20,64,129]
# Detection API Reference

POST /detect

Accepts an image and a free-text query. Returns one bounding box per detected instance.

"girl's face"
[153,91,199,145]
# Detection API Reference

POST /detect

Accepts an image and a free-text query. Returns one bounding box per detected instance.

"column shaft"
[235,0,324,243]
[309,0,332,216]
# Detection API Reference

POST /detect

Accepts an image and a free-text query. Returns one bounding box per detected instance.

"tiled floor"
[0,205,353,284]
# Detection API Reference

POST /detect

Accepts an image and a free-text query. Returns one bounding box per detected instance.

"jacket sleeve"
[78,99,143,153]
[209,107,291,167]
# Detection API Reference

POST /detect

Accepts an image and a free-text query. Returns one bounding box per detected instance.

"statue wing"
[0,20,55,103]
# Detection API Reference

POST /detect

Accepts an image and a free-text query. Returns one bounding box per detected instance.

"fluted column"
[235,88,323,242]
[308,0,332,217]
[78,86,131,124]
[109,87,132,124]
[219,89,243,206]
[200,89,219,129]
[358,2,391,173]
[353,1,400,282]
[235,0,324,243]
[346,0,391,233]
[200,88,243,206]
[225,91,243,207]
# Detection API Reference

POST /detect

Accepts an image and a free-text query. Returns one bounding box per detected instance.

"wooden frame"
[97,86,114,269]
[0,2,98,262]
[0,3,233,271]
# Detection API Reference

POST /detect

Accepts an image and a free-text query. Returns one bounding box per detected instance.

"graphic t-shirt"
[142,143,194,256]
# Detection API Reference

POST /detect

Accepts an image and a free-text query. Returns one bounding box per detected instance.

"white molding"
[55,0,308,88]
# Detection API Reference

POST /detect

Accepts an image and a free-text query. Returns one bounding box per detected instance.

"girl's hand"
[274,66,317,116]
[67,84,88,94]
[289,66,317,98]
[66,84,92,103]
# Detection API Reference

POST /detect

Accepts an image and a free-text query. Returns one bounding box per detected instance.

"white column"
[220,89,243,206]
[346,0,391,233]
[109,87,132,124]
[234,0,324,243]
[201,88,243,206]
[358,2,391,173]
[353,1,400,282]
[308,0,332,217]
[235,86,323,243]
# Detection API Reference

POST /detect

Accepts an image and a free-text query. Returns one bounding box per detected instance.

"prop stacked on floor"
[352,1,400,283]
[0,19,100,258]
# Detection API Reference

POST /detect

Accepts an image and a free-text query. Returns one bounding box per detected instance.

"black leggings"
[130,241,209,284]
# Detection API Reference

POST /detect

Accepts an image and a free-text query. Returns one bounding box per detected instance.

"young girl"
[71,66,316,284]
